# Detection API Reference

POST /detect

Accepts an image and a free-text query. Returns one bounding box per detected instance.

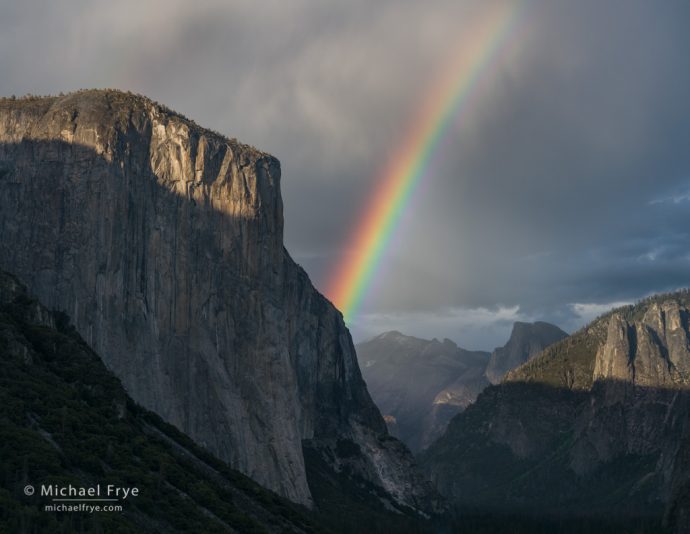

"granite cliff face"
[0,269,325,533]
[593,301,690,387]
[421,292,690,526]
[485,321,568,384]
[0,91,437,512]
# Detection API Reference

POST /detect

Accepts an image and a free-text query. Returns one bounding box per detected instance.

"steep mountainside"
[0,270,325,533]
[0,91,438,514]
[420,292,690,530]
[667,417,690,534]
[484,321,568,384]
[357,332,489,452]
[357,323,565,453]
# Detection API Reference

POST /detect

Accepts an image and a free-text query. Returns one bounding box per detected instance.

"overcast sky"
[2,0,690,350]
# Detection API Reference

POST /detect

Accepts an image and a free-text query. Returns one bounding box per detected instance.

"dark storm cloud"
[357,0,690,345]
[2,0,689,348]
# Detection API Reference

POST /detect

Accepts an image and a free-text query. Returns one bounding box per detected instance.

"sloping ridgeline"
[0,91,440,517]
[0,270,325,533]
[420,291,690,533]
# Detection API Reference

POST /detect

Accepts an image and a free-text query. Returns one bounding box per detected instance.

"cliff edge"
[0,90,438,513]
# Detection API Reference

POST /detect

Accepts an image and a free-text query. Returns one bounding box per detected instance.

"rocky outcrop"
[421,292,690,525]
[383,415,401,438]
[485,321,568,384]
[0,91,437,513]
[357,331,489,452]
[594,302,690,387]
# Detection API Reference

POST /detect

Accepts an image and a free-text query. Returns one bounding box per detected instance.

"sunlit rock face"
[593,302,690,387]
[421,292,690,524]
[0,90,438,513]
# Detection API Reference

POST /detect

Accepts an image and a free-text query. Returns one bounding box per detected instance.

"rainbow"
[325,2,522,323]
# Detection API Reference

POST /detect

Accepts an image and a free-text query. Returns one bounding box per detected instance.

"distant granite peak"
[378,330,406,339]
[485,320,568,384]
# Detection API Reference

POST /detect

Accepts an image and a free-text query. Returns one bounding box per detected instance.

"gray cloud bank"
[2,0,690,349]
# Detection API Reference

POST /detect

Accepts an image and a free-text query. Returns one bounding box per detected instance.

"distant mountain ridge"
[357,332,490,452]
[357,322,566,453]
[420,290,690,532]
